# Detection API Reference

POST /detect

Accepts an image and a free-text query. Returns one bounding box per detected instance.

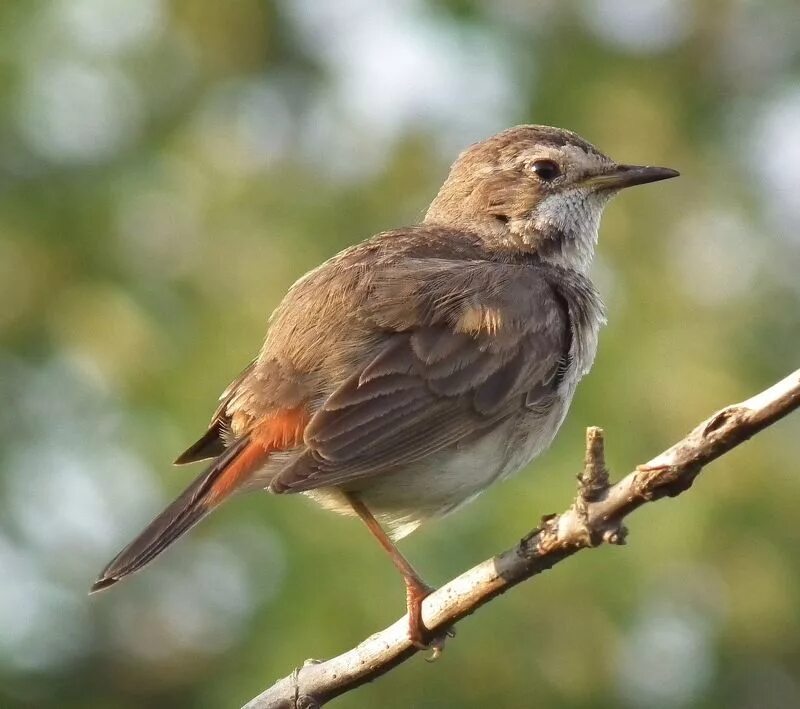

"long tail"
[91,435,265,593]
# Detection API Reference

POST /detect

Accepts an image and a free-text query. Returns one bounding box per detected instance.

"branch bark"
[243,368,800,709]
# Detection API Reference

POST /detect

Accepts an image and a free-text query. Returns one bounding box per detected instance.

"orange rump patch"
[252,407,309,451]
[205,407,309,504]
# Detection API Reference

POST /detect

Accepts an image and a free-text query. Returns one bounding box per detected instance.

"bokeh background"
[1,0,799,707]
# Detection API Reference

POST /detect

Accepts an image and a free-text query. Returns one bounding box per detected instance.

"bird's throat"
[522,192,606,274]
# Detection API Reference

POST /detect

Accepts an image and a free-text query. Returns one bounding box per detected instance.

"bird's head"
[424,125,678,272]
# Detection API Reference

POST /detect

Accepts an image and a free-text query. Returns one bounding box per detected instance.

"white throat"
[528,189,609,274]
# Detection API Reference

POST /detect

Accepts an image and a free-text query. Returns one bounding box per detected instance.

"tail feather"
[173,420,227,465]
[91,436,260,593]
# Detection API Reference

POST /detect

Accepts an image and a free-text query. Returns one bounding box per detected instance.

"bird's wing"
[270,258,571,493]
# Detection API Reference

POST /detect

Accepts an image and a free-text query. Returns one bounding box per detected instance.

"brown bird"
[92,125,678,649]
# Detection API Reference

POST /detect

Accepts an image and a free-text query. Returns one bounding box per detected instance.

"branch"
[243,368,800,709]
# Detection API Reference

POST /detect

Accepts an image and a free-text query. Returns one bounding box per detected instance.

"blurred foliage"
[0,1,799,707]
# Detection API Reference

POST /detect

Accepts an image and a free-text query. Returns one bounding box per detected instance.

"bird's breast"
[322,390,575,539]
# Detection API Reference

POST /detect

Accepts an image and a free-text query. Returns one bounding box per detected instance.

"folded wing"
[271,258,571,493]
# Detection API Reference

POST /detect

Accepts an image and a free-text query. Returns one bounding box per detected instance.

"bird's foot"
[405,579,456,661]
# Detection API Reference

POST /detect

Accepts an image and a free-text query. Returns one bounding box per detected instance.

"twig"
[242,368,800,709]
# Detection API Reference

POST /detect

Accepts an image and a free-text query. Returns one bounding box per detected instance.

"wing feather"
[271,258,571,493]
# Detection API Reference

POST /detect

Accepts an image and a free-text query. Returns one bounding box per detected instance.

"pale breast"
[306,390,572,540]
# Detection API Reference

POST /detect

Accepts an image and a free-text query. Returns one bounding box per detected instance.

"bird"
[91,125,678,650]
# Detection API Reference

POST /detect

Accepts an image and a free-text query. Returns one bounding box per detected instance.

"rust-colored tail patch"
[205,408,308,504]
[91,408,308,593]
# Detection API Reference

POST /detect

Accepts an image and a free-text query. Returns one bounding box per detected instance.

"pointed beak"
[583,164,680,191]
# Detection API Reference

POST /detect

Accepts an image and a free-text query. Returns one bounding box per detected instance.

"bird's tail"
[91,435,264,593]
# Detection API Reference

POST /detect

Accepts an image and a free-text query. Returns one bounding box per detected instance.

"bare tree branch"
[243,368,800,709]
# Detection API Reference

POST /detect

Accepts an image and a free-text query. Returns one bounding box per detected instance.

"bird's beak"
[583,164,680,191]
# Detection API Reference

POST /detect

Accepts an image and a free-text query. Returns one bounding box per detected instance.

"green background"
[1,1,799,707]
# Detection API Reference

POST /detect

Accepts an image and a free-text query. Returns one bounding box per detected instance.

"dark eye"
[531,159,560,181]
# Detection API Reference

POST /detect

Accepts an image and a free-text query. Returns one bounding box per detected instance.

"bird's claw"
[422,626,456,662]
[406,579,456,659]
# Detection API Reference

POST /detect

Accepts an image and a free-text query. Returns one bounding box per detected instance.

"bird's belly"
[306,395,571,539]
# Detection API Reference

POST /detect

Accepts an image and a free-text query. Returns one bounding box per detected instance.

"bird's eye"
[531,159,561,181]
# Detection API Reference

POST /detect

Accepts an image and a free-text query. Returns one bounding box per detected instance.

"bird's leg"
[344,492,452,654]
